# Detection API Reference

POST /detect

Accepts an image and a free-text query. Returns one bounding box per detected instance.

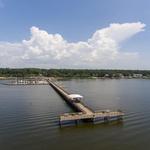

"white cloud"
[0,22,146,68]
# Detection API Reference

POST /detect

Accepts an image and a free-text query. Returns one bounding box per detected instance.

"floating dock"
[47,79,124,126]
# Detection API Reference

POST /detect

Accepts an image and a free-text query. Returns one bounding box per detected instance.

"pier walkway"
[47,79,124,126]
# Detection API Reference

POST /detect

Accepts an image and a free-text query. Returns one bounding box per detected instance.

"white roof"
[68,94,83,99]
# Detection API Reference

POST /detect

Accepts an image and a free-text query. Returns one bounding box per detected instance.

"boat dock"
[47,79,124,126]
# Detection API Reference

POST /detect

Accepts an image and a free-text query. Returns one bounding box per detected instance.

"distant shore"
[1,68,150,80]
[1,76,150,81]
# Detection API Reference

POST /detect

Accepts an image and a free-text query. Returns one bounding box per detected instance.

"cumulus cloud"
[0,22,146,68]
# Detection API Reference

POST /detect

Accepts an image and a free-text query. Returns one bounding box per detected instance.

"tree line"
[0,68,150,78]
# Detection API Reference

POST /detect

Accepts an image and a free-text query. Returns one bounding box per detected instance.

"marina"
[3,77,49,85]
[15,78,48,85]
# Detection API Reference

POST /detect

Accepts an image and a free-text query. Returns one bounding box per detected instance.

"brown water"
[0,79,150,150]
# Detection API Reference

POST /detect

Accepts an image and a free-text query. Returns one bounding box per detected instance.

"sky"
[0,0,150,69]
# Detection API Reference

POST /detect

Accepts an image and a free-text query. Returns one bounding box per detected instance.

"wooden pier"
[47,79,124,126]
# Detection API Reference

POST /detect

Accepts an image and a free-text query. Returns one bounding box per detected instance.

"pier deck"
[47,79,124,126]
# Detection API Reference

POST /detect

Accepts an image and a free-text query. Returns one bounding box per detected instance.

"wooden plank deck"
[47,79,124,126]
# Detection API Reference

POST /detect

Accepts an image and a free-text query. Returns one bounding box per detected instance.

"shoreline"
[1,76,150,81]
